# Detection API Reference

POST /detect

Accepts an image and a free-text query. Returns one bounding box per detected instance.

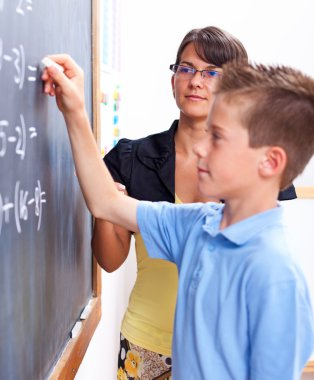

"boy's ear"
[259,146,287,178]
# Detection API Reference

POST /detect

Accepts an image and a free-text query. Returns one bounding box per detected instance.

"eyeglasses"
[169,64,221,81]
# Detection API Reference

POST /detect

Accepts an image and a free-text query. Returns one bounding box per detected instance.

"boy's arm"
[41,54,139,233]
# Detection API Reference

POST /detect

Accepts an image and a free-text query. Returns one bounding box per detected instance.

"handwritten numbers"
[12,44,25,90]
[0,180,46,235]
[0,120,9,157]
[0,40,37,89]
[0,38,3,71]
[0,194,14,235]
[16,0,33,16]
[0,115,38,160]
[15,114,26,159]
[18,183,29,222]
[16,0,24,15]
[34,180,46,230]
[0,195,3,234]
[0,0,46,238]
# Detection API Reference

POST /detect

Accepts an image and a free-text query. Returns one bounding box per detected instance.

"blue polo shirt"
[137,201,314,380]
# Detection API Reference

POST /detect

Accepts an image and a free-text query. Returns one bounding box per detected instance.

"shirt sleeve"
[104,138,133,186]
[137,201,204,265]
[248,263,314,379]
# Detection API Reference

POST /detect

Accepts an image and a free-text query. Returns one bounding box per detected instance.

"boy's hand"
[41,54,85,116]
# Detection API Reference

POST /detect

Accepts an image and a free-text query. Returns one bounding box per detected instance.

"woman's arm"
[92,183,131,272]
[92,218,131,272]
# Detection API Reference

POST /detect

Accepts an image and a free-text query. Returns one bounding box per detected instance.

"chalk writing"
[0,114,38,160]
[0,38,2,70]
[16,0,33,16]
[0,39,38,90]
[0,0,46,238]
[0,180,46,235]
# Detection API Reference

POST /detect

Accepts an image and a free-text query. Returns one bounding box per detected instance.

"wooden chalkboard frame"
[49,0,101,378]
[296,186,314,199]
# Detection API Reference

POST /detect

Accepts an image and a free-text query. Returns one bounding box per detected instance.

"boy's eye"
[211,132,221,140]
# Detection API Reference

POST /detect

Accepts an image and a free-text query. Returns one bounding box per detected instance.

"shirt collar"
[202,203,283,246]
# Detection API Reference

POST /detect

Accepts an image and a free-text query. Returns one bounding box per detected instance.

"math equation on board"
[0,114,37,160]
[0,2,36,89]
[0,180,46,235]
[0,0,33,15]
[0,0,47,237]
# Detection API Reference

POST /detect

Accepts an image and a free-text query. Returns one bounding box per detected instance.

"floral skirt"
[117,334,172,380]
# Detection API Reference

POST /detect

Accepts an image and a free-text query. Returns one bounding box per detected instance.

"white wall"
[120,0,314,139]
[75,1,314,379]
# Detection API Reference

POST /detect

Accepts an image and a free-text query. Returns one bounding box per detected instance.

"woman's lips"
[186,94,206,101]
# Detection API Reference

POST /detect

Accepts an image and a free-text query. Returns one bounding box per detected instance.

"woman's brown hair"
[175,26,248,67]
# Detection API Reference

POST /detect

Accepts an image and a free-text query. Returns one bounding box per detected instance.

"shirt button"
[208,244,215,251]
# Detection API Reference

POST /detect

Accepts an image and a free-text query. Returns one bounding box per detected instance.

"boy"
[42,56,314,379]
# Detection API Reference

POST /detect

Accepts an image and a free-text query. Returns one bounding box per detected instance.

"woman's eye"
[179,66,193,74]
[206,70,219,77]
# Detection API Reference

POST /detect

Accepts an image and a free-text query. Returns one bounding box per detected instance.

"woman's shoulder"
[107,120,178,157]
[103,121,178,197]
[135,120,178,154]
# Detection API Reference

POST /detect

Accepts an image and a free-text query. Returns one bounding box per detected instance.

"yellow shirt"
[121,195,181,356]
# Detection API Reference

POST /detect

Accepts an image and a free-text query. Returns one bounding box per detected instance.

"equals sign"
[27,0,33,12]
[29,127,37,138]
[27,65,37,82]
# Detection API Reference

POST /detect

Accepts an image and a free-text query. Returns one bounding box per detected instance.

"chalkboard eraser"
[70,321,82,339]
[41,57,64,73]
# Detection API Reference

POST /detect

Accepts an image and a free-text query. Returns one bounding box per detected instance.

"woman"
[92,26,295,380]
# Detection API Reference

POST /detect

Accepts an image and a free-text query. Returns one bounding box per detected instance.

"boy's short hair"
[175,26,248,67]
[217,62,314,189]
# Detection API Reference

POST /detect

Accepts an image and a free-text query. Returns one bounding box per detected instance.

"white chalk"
[41,57,64,73]
[80,299,93,320]
[70,321,82,338]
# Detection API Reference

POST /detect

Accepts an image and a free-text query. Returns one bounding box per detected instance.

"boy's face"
[194,95,268,200]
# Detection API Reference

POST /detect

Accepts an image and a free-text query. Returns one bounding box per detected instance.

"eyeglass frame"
[169,64,221,80]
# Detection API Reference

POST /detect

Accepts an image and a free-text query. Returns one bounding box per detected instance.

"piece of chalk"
[70,321,82,338]
[41,57,64,72]
[80,300,93,320]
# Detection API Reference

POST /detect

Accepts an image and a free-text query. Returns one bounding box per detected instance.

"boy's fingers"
[46,66,66,86]
[47,54,82,78]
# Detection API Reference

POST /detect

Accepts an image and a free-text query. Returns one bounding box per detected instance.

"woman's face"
[171,42,221,124]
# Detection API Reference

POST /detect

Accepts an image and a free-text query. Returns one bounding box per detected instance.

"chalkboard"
[0,1,101,379]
